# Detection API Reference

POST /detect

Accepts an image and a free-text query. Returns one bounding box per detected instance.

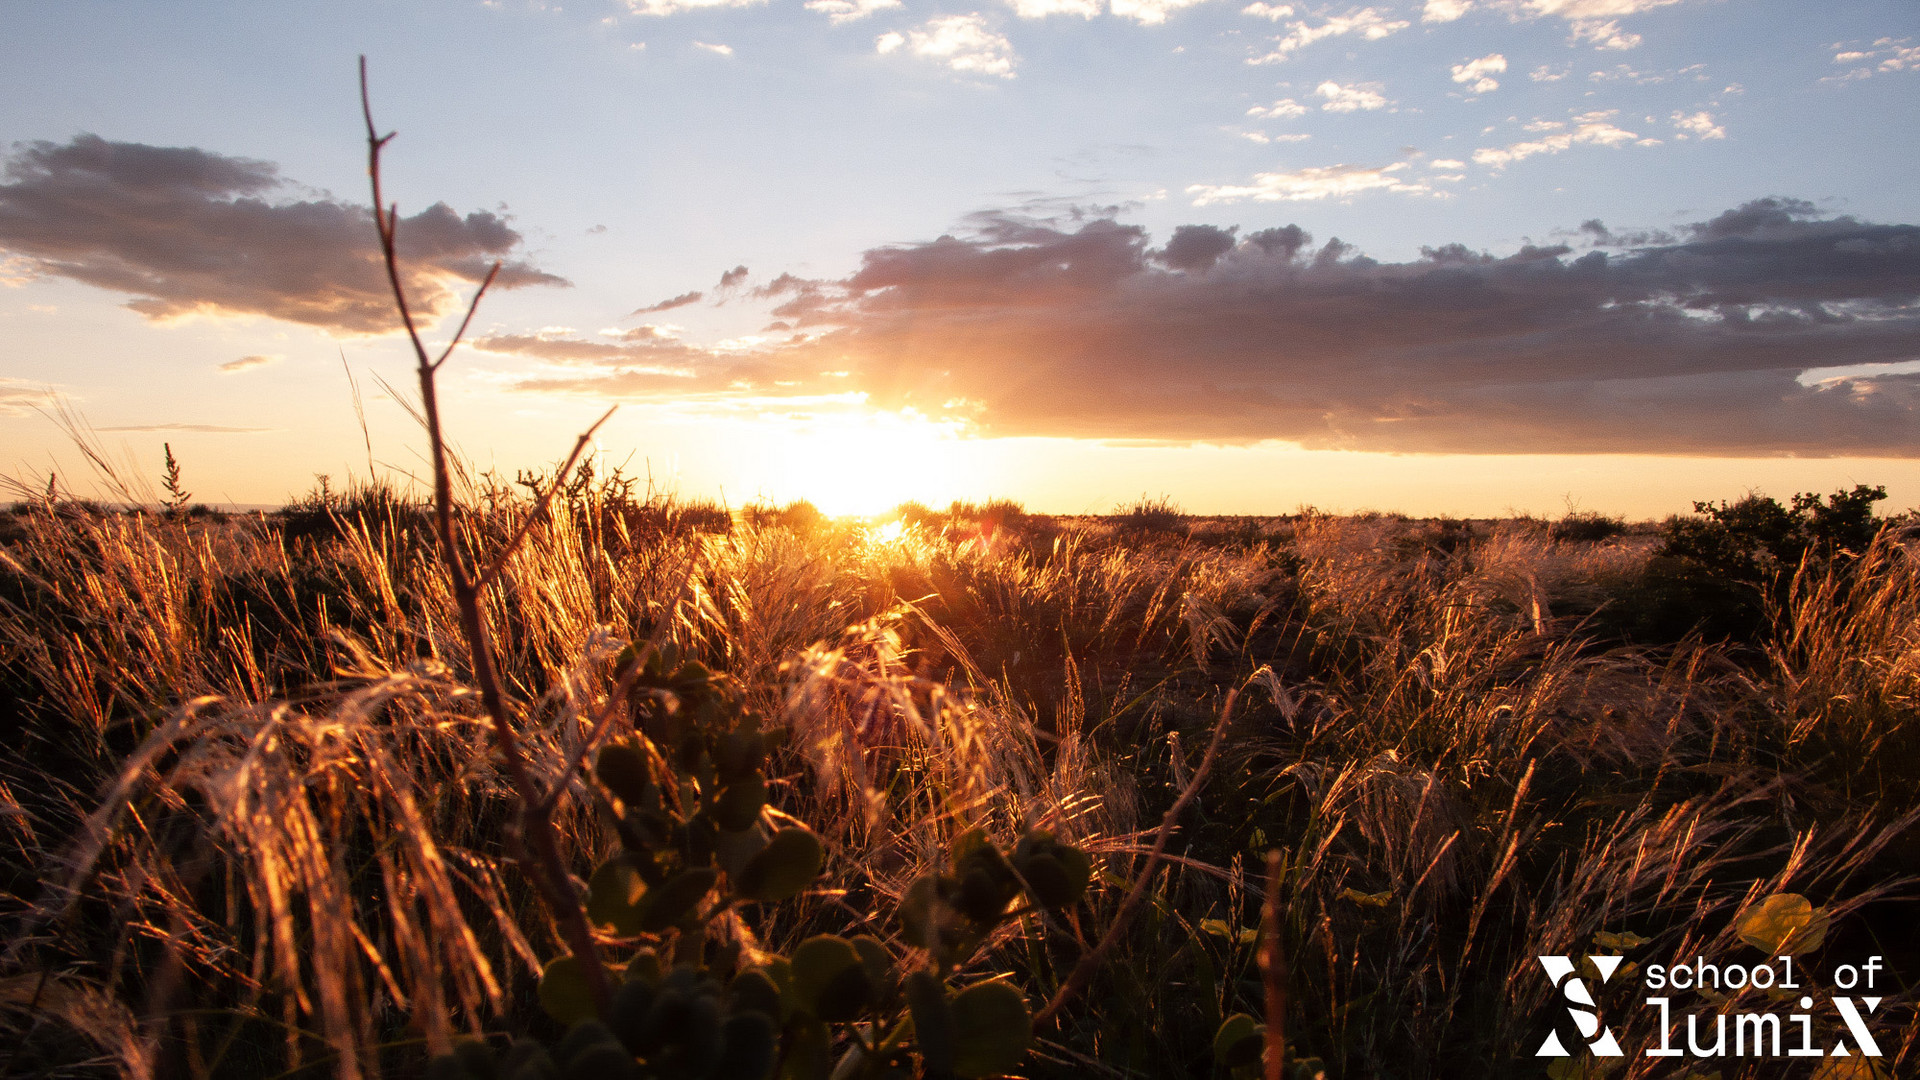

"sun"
[764,408,967,517]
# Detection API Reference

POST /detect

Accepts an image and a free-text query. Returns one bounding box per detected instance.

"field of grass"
[2,474,1917,1079]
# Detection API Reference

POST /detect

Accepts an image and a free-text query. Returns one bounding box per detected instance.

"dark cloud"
[1157,224,1237,272]
[495,199,1920,455]
[0,134,565,334]
[631,289,703,314]
[717,265,749,289]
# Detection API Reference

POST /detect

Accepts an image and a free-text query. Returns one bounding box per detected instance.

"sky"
[2,0,1917,517]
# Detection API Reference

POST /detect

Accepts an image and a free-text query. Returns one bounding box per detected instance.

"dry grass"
[1,496,1915,1077]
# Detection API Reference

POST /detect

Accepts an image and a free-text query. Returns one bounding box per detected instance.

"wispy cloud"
[877,15,1017,78]
[1315,80,1393,112]
[622,0,765,15]
[1109,0,1216,23]
[1504,0,1686,51]
[1247,7,1410,64]
[95,422,274,433]
[1247,97,1309,119]
[1450,53,1507,94]
[0,377,56,415]
[631,290,704,315]
[1188,161,1431,203]
[1670,109,1725,139]
[0,135,564,335]
[805,0,902,23]
[1472,110,1647,168]
[1828,37,1919,81]
[692,41,734,55]
[219,354,281,374]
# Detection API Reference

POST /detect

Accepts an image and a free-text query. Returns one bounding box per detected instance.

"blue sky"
[3,0,1917,515]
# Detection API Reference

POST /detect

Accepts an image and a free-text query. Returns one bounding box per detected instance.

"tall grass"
[1,494,1915,1077]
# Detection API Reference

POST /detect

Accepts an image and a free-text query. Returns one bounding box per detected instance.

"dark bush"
[1661,484,1888,583]
[1549,510,1627,543]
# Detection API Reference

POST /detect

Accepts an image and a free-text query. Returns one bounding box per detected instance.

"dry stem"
[359,56,615,1016]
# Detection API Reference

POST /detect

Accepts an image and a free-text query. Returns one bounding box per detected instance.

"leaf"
[1336,887,1393,909]
[790,935,871,1023]
[1200,919,1259,946]
[1212,1012,1263,1069]
[1736,893,1828,955]
[638,867,717,932]
[735,827,824,902]
[713,771,767,832]
[586,858,650,938]
[594,740,652,806]
[537,955,598,1026]
[712,1011,779,1080]
[1592,929,1650,951]
[950,981,1030,1079]
[905,971,956,1075]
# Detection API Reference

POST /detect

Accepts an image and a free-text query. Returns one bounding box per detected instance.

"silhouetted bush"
[1550,510,1627,542]
[1661,484,1888,583]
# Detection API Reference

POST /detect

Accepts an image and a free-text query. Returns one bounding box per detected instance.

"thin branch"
[1031,688,1241,1029]
[433,263,501,371]
[359,55,613,1016]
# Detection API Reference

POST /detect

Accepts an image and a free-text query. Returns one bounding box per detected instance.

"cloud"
[1188,162,1431,203]
[1247,97,1309,119]
[718,265,750,288]
[1315,81,1392,112]
[806,0,902,22]
[632,289,704,314]
[1157,224,1237,271]
[1569,18,1639,49]
[1006,0,1102,15]
[486,200,1920,455]
[692,41,734,55]
[1503,0,1685,50]
[94,422,274,433]
[623,0,764,14]
[1422,0,1471,21]
[1828,37,1919,81]
[1109,0,1214,23]
[0,378,55,415]
[1247,7,1410,64]
[876,15,1017,77]
[219,354,280,374]
[0,135,565,335]
[1472,111,1644,168]
[1670,109,1725,139]
[1451,53,1507,94]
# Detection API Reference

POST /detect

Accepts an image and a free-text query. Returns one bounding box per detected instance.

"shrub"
[1661,484,1888,583]
[1113,494,1185,534]
[1548,510,1626,543]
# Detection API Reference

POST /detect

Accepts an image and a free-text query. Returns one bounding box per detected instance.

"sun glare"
[765,408,967,517]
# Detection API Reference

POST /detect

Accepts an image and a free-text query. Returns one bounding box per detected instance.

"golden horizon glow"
[761,407,969,517]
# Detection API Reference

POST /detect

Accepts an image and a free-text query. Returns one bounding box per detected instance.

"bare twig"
[359,56,613,1015]
[1032,688,1241,1029]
